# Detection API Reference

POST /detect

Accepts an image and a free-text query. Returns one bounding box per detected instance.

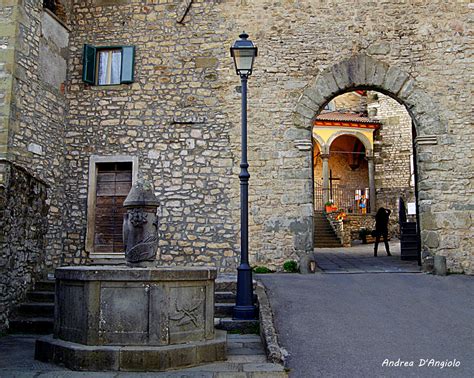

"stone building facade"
[1,0,472,330]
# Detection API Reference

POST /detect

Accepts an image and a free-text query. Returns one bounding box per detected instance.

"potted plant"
[325,201,335,213]
[336,211,347,221]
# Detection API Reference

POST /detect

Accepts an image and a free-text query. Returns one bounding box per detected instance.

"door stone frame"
[293,53,445,262]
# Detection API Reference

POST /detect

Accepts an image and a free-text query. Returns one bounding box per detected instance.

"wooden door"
[94,162,132,253]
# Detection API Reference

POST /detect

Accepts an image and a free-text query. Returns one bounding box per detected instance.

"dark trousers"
[374,230,390,256]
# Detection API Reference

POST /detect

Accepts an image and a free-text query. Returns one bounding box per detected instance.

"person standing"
[374,207,392,257]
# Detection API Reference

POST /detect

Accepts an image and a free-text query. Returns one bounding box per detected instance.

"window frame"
[86,155,139,258]
[82,44,135,86]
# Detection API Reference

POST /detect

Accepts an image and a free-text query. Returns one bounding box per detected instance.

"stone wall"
[59,0,472,273]
[314,153,369,193]
[63,0,241,269]
[369,92,414,192]
[1,1,69,272]
[0,161,49,332]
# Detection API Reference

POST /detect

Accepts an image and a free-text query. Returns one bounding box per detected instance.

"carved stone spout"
[123,180,160,264]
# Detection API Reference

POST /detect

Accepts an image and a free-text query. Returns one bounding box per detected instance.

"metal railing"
[314,182,370,214]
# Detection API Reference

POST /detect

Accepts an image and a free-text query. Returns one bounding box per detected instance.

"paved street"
[259,273,473,377]
[314,240,421,273]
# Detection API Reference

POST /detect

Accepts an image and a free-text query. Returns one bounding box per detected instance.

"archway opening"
[312,89,420,271]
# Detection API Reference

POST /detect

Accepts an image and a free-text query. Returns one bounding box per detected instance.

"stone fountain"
[35,181,226,371]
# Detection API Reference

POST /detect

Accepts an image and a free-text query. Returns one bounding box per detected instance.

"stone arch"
[326,130,372,156]
[293,53,447,267]
[294,53,446,138]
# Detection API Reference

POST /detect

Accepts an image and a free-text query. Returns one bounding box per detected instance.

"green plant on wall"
[283,260,298,273]
[253,266,273,274]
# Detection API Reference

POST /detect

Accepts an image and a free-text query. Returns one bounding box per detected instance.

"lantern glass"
[232,49,256,76]
[230,33,257,76]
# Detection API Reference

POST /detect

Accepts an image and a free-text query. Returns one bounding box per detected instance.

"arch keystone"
[347,54,367,87]
[365,56,389,88]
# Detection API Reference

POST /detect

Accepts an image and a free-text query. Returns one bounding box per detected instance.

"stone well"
[35,266,226,371]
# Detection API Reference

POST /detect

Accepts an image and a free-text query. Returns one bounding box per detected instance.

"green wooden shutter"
[120,46,135,84]
[82,44,96,84]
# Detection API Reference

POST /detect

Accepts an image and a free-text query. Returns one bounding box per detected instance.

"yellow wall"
[312,126,374,149]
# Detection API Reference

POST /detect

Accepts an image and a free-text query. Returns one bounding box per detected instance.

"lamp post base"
[233,264,256,320]
[233,305,256,320]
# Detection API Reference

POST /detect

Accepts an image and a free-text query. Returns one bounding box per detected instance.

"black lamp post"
[230,32,258,320]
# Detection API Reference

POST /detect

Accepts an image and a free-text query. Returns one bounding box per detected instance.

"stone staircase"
[214,280,259,334]
[9,279,55,334]
[314,211,342,248]
[9,277,259,335]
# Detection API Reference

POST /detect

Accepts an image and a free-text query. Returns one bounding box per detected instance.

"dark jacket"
[375,208,391,233]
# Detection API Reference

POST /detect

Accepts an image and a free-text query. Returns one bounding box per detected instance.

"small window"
[83,44,135,85]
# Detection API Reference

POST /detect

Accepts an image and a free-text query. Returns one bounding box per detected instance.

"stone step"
[214,291,258,304]
[34,281,55,291]
[314,243,343,248]
[88,258,126,266]
[315,236,340,242]
[214,303,234,317]
[214,291,235,303]
[315,229,335,234]
[27,291,55,303]
[215,318,260,334]
[9,317,54,334]
[215,279,257,293]
[315,234,338,240]
[16,302,54,317]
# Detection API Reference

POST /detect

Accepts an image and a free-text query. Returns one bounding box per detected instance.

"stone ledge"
[55,265,217,281]
[35,330,227,371]
[255,282,288,367]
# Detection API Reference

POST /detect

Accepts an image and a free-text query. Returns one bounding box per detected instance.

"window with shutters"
[86,156,138,256]
[94,162,132,253]
[82,44,135,86]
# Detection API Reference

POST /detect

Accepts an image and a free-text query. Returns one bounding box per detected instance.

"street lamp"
[230,32,258,320]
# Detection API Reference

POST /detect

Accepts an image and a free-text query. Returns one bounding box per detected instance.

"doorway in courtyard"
[312,90,420,273]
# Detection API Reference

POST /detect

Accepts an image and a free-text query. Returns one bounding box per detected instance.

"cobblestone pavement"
[314,240,421,273]
[0,334,286,377]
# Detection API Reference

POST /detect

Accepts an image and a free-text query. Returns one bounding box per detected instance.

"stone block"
[315,71,340,100]
[423,230,439,248]
[347,55,366,87]
[365,57,389,88]
[35,330,227,371]
[195,57,218,68]
[397,78,416,102]
[383,66,409,95]
[53,266,216,347]
[434,255,447,276]
[294,102,316,121]
[331,60,351,91]
[303,83,327,110]
[297,94,319,112]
